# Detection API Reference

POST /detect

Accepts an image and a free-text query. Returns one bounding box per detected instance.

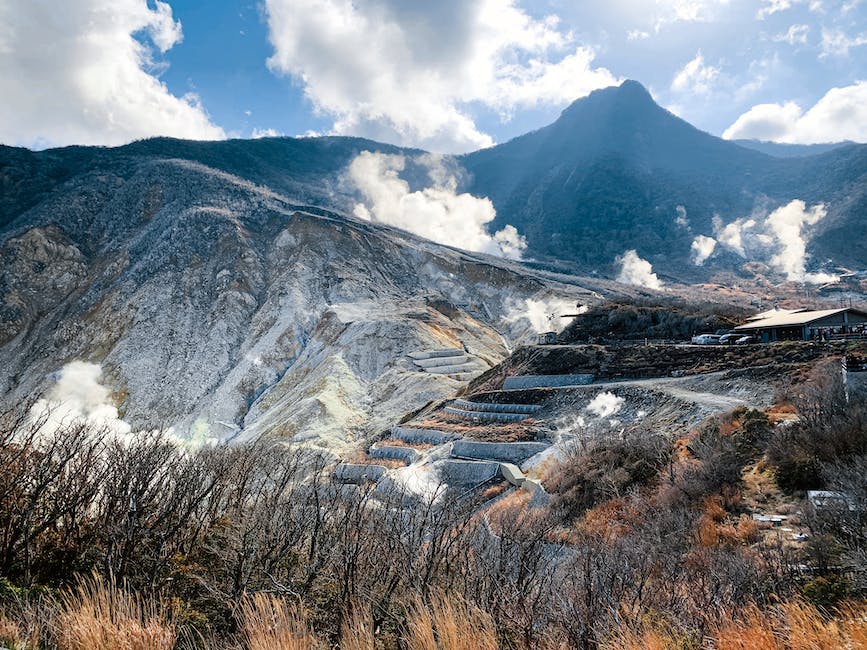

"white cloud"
[757,0,794,20]
[627,29,650,40]
[723,81,867,143]
[655,0,730,26]
[774,24,810,45]
[263,0,619,153]
[691,235,717,265]
[675,205,690,229]
[616,250,663,290]
[251,127,283,138]
[348,151,526,258]
[671,51,720,95]
[0,0,225,148]
[820,28,867,57]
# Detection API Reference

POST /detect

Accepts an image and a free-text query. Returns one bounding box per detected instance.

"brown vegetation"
[0,362,864,648]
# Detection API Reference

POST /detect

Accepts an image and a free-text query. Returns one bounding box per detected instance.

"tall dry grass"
[404,592,497,650]
[715,600,867,650]
[239,593,325,650]
[53,575,175,650]
[605,599,867,650]
[339,605,374,650]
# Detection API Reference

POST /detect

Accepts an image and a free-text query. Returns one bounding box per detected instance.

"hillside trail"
[563,369,757,411]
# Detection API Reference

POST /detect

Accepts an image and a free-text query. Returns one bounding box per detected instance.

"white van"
[691,334,722,345]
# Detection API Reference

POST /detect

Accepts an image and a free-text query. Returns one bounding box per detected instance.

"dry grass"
[604,599,867,649]
[404,592,497,650]
[377,438,435,450]
[339,605,374,650]
[239,593,325,650]
[54,575,175,650]
[0,610,35,650]
[713,600,867,650]
[344,450,408,468]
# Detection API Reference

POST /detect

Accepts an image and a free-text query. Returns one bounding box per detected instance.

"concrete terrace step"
[413,355,472,368]
[439,459,500,486]
[452,399,542,414]
[334,463,388,484]
[503,374,595,389]
[369,443,420,464]
[408,348,465,360]
[425,363,485,375]
[391,426,461,445]
[452,440,549,464]
[443,407,533,423]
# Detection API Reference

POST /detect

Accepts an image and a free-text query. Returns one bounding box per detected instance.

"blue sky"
[1,0,866,152]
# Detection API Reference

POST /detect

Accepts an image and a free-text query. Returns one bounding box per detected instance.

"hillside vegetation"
[0,358,864,648]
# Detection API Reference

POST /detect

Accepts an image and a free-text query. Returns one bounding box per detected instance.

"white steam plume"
[690,235,717,266]
[616,250,663,290]
[766,200,837,283]
[712,200,836,284]
[29,361,218,448]
[30,361,132,437]
[505,296,586,333]
[586,391,624,418]
[349,151,527,259]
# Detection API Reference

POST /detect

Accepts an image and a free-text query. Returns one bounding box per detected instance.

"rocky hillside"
[0,156,597,450]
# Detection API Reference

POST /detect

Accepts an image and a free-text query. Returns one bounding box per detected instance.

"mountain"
[461,80,867,275]
[0,152,596,448]
[4,80,867,444]
[732,139,854,158]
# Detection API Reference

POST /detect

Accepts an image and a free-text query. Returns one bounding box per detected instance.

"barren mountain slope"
[0,157,597,451]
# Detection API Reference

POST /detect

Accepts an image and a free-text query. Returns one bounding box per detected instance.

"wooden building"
[734,307,867,342]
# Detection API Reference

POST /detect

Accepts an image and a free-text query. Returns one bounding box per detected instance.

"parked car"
[735,335,756,345]
[719,332,741,344]
[691,334,722,345]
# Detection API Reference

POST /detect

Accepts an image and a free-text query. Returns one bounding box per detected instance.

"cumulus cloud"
[723,81,867,143]
[616,250,663,290]
[775,24,810,44]
[263,0,619,152]
[820,28,867,57]
[251,127,283,138]
[505,296,586,333]
[348,151,526,258]
[671,51,720,95]
[675,205,690,229]
[0,0,225,148]
[690,235,717,266]
[756,0,793,19]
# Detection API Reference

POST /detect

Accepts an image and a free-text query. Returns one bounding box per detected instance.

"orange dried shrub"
[581,498,642,541]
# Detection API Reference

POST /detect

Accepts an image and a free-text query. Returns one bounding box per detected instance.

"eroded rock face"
[1,156,596,452]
